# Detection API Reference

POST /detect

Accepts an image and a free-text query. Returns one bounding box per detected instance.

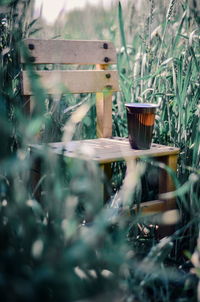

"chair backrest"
[21,39,119,138]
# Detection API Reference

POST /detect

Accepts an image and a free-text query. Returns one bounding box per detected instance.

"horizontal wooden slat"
[134,200,171,214]
[121,200,177,221]
[22,70,119,95]
[21,39,117,65]
[30,138,180,164]
[122,200,175,216]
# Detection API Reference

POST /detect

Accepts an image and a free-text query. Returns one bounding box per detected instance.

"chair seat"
[30,137,179,164]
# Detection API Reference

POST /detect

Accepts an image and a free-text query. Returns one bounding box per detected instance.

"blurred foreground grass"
[0,0,199,301]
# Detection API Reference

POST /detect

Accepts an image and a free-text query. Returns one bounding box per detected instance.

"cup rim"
[125,102,159,108]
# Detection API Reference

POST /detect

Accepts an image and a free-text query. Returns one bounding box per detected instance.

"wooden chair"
[21,39,179,218]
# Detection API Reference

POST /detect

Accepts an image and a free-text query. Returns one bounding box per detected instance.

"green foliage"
[0,0,200,301]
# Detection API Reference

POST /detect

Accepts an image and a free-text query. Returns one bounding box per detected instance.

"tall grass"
[118,2,200,300]
[0,0,200,301]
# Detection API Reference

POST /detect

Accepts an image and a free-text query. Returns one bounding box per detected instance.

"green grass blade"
[118,2,130,67]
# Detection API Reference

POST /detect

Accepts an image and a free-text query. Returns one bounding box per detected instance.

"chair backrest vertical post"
[96,64,113,138]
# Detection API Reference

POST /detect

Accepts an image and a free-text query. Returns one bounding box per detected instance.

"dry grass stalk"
[167,0,176,21]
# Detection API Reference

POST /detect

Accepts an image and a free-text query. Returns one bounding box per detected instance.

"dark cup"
[125,103,159,150]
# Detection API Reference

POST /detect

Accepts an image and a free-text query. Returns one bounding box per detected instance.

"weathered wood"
[22,70,119,95]
[96,64,113,138]
[122,200,165,216]
[120,200,170,216]
[134,200,167,214]
[156,154,178,237]
[31,139,180,164]
[23,38,180,233]
[21,39,118,138]
[31,139,180,234]
[22,39,117,65]
[96,92,113,137]
[158,154,178,209]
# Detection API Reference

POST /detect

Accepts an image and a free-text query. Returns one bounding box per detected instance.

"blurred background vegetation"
[0,0,199,301]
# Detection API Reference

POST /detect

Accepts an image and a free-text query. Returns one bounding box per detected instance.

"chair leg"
[157,154,178,237]
[158,154,178,209]
[100,163,112,204]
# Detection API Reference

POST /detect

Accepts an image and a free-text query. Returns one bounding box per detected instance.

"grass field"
[0,0,199,301]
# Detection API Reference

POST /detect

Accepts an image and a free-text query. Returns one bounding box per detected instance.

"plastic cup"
[125,103,159,150]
